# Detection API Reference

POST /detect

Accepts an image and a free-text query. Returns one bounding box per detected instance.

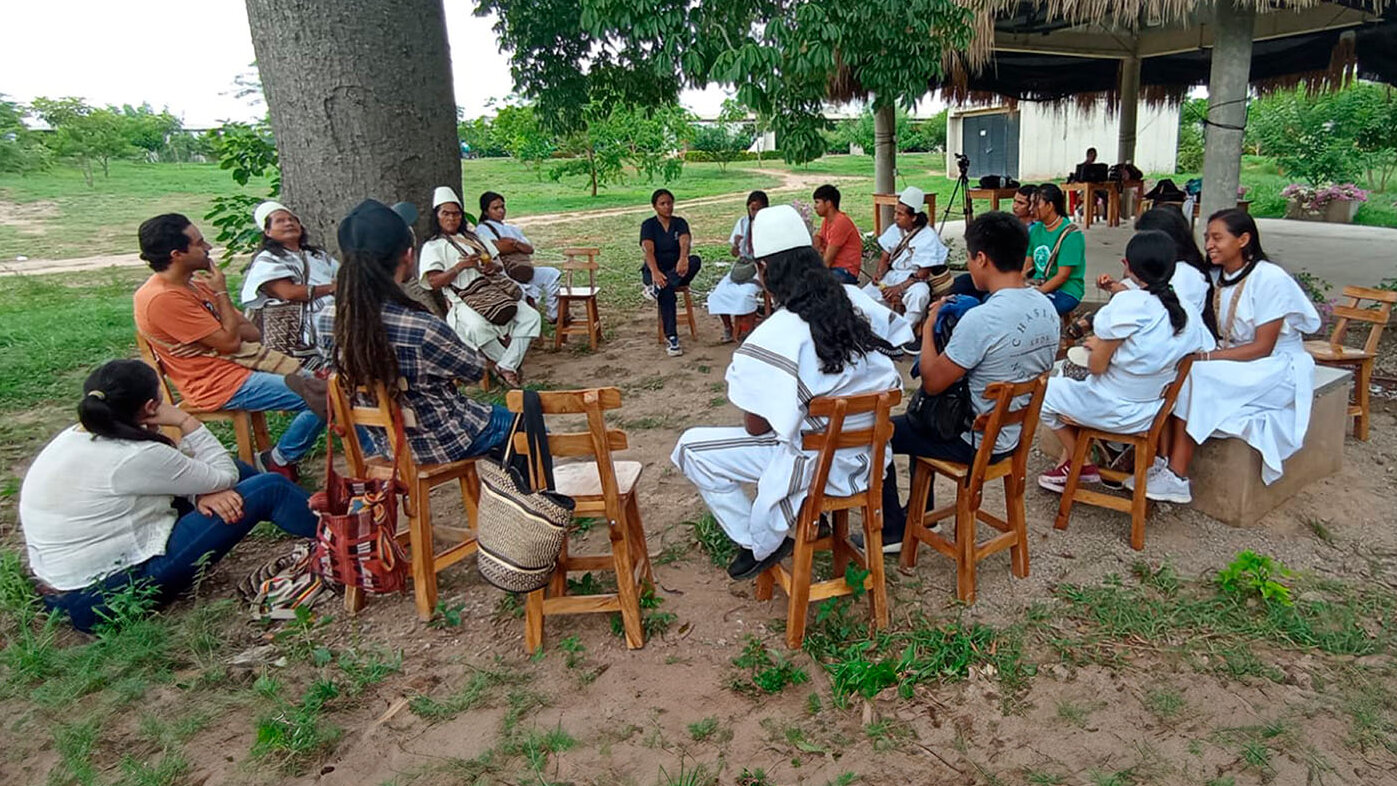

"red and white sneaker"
[1037,461,1102,493]
[255,449,300,484]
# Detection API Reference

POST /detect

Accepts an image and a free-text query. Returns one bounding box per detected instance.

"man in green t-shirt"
[1023,183,1085,315]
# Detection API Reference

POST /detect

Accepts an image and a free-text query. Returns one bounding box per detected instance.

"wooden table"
[1120,179,1145,220]
[967,187,1019,213]
[872,192,937,236]
[1063,181,1120,228]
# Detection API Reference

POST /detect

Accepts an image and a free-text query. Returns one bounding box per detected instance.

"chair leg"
[754,565,775,601]
[250,412,272,453]
[343,585,364,615]
[1005,476,1029,579]
[524,588,545,654]
[784,528,815,649]
[549,540,570,598]
[587,298,601,351]
[609,524,645,650]
[459,466,480,532]
[831,509,851,578]
[1129,446,1151,551]
[624,494,654,588]
[684,289,698,339]
[1055,433,1093,531]
[232,413,255,465]
[863,504,889,630]
[954,488,977,604]
[900,462,933,570]
[1356,358,1372,442]
[554,298,569,350]
[409,480,436,622]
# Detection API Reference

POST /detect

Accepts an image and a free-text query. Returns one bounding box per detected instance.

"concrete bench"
[1190,364,1351,526]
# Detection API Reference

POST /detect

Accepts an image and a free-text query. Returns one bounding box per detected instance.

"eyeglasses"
[439,210,464,218]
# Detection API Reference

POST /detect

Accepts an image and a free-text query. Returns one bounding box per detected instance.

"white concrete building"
[946,101,1180,181]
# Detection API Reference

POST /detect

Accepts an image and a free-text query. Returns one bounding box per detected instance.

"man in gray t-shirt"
[881,211,1060,549]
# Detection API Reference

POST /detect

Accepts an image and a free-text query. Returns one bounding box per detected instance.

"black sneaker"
[900,338,922,354]
[727,538,796,581]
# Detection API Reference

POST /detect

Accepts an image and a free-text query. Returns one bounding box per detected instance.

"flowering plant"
[1281,183,1369,211]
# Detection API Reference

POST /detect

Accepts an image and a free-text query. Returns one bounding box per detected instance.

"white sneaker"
[1122,457,1168,492]
[666,337,684,357]
[1146,469,1193,504]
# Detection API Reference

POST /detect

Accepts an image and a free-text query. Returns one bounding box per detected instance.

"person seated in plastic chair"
[671,205,902,580]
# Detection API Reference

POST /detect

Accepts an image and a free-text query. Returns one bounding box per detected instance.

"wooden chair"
[326,375,482,621]
[1304,285,1397,442]
[134,331,272,464]
[756,390,901,649]
[872,192,937,236]
[900,374,1049,604]
[655,285,699,344]
[505,388,652,652]
[553,247,603,351]
[1053,357,1194,550]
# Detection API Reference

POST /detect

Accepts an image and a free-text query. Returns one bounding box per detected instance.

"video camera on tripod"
[939,153,975,232]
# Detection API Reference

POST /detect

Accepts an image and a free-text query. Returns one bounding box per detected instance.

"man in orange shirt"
[812,184,863,285]
[133,214,324,481]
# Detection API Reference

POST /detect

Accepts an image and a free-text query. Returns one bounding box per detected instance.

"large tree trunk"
[873,101,897,230]
[244,0,459,252]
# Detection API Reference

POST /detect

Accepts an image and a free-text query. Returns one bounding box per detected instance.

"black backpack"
[905,297,977,442]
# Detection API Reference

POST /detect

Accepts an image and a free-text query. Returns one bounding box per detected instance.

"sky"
[2,0,735,128]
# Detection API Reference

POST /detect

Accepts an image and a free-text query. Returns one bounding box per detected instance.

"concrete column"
[874,102,897,229]
[1116,53,1141,165]
[1201,0,1255,221]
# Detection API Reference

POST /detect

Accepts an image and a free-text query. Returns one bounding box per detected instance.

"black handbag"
[905,380,973,443]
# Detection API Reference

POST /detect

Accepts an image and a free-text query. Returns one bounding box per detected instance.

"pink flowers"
[1281,183,1370,211]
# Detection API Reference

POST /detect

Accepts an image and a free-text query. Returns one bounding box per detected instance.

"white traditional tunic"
[478,218,563,321]
[419,232,542,372]
[843,284,915,347]
[1174,261,1321,484]
[239,247,339,346]
[671,309,902,560]
[1041,289,1215,434]
[859,223,949,324]
[1123,261,1209,317]
[706,215,763,317]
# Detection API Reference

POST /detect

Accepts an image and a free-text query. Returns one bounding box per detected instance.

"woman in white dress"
[1094,206,1215,334]
[476,190,563,323]
[1151,209,1321,503]
[418,186,542,388]
[1037,230,1214,492]
[706,190,769,343]
[860,186,949,336]
[672,205,902,580]
[240,200,339,355]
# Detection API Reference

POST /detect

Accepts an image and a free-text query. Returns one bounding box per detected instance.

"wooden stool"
[756,390,900,649]
[507,388,652,652]
[328,376,481,621]
[1053,357,1193,550]
[656,285,699,344]
[135,331,273,464]
[1304,285,1396,442]
[900,374,1048,603]
[554,247,603,351]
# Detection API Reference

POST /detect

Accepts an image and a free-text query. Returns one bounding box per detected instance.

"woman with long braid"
[1036,230,1214,493]
[1151,210,1320,502]
[672,205,902,580]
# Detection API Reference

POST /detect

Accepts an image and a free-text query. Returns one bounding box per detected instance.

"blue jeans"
[223,371,325,462]
[43,462,317,632]
[830,267,859,285]
[1042,290,1081,316]
[465,404,516,458]
[642,255,702,340]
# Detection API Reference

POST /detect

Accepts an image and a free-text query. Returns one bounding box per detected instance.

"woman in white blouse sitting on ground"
[18,359,315,632]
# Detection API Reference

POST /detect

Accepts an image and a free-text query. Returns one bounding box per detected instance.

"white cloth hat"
[751,205,814,258]
[898,186,926,211]
[432,186,462,209]
[253,200,292,230]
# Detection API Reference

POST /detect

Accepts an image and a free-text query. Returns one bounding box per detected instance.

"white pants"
[672,426,792,558]
[862,280,932,326]
[524,265,563,321]
[445,300,542,373]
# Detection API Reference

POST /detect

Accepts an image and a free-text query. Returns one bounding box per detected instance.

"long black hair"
[1125,231,1188,335]
[1136,206,1216,336]
[1036,183,1067,219]
[78,359,174,448]
[333,242,427,392]
[1208,208,1268,289]
[762,246,892,373]
[256,208,324,259]
[478,190,505,221]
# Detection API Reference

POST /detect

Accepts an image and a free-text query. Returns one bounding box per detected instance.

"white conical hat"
[751,205,814,258]
[432,186,462,209]
[253,200,292,229]
[898,186,926,210]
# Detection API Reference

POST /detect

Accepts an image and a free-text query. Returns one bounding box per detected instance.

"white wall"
[946,101,1180,181]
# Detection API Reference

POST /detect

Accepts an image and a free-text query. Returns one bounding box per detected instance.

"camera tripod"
[938,154,975,235]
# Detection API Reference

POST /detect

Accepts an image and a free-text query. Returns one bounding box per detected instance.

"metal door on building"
[962,113,1020,179]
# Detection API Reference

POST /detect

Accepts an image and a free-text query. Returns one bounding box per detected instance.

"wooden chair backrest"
[872,192,936,235]
[505,387,628,500]
[327,373,419,481]
[1145,355,1195,445]
[798,389,902,513]
[133,330,186,444]
[1327,285,1397,356]
[560,247,601,292]
[966,373,1050,496]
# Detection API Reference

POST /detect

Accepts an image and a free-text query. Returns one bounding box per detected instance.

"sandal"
[496,368,524,389]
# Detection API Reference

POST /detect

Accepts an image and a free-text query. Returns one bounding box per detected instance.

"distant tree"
[457,113,508,158]
[1249,88,1358,186]
[550,102,691,196]
[0,96,48,175]
[690,99,753,171]
[30,97,135,185]
[119,104,182,158]
[490,103,556,169]
[1176,97,1206,173]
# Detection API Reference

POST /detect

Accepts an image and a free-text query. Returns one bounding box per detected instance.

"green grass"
[1171,155,1397,229]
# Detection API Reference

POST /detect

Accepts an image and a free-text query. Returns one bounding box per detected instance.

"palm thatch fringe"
[1035,0,1385,31]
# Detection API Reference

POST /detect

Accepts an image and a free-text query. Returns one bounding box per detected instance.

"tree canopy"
[479,0,971,164]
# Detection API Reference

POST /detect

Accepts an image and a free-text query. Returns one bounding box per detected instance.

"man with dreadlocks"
[315,200,515,465]
[671,205,903,581]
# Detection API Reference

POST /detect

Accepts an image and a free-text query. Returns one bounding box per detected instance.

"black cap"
[390,201,419,227]
[338,199,413,258]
